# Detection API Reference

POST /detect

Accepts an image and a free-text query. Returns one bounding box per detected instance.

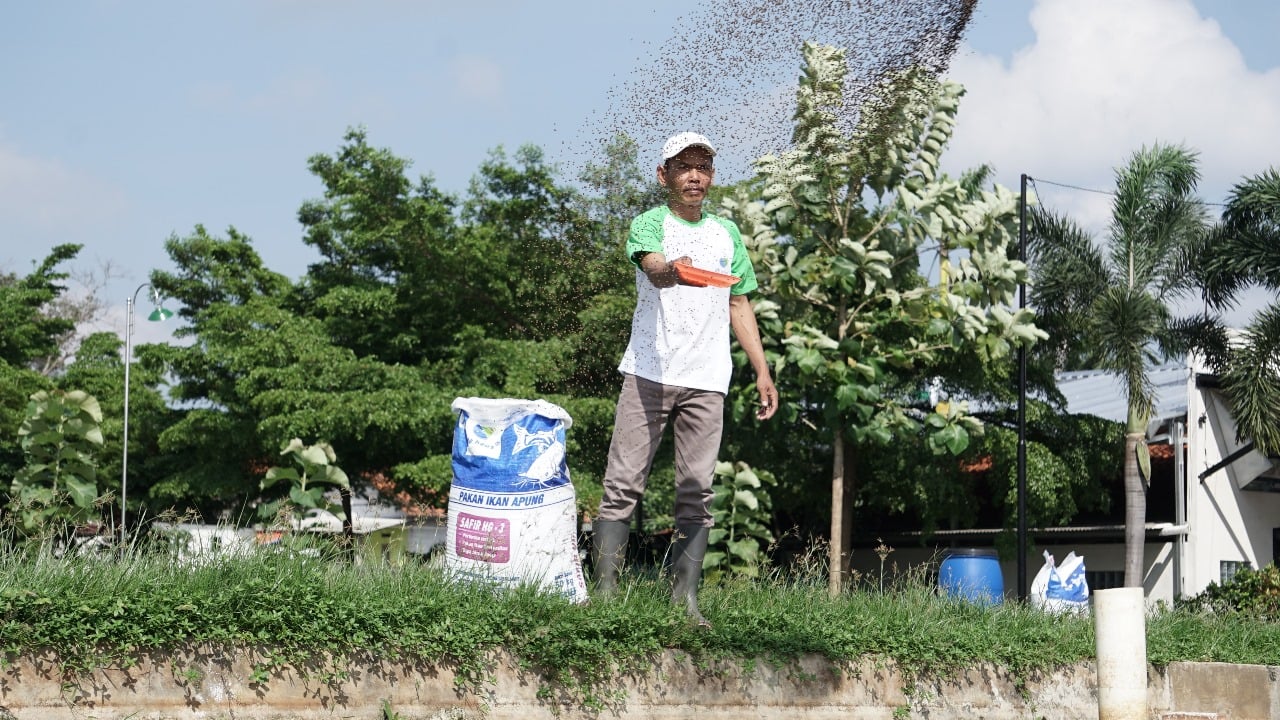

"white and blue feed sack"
[446,398,588,603]
[1030,550,1090,615]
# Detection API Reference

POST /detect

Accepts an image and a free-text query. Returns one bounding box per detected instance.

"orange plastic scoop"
[673,262,740,288]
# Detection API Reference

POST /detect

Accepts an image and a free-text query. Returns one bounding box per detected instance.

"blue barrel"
[938,548,1004,605]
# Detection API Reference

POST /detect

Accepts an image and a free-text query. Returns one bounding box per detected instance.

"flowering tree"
[729,42,1044,595]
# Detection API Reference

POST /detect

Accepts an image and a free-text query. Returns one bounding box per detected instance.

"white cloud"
[943,0,1280,328]
[0,138,128,245]
[449,55,507,107]
[944,0,1280,226]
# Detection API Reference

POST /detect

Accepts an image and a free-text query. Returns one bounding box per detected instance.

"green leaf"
[262,467,299,489]
[834,384,861,411]
[866,425,893,445]
[796,348,825,373]
[64,477,98,509]
[728,538,759,562]
[298,445,331,467]
[733,467,761,489]
[316,465,351,489]
[70,392,104,423]
[290,487,320,509]
[937,425,970,455]
[257,499,283,520]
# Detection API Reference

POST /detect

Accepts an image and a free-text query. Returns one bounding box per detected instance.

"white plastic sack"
[445,397,588,603]
[1030,550,1090,615]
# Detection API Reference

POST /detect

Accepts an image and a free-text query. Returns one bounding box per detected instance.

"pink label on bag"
[454,512,510,563]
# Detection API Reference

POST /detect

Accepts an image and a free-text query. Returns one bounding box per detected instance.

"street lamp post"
[121,283,172,534]
[1017,173,1030,601]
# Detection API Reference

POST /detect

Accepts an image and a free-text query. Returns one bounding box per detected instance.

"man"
[593,131,779,627]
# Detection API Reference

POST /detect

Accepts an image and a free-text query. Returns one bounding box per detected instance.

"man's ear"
[656,164,669,186]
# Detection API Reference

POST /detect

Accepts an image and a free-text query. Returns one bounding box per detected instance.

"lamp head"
[145,287,173,322]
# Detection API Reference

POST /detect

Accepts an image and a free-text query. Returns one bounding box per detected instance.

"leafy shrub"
[705,460,776,581]
[9,389,104,538]
[258,438,350,522]
[1182,563,1280,620]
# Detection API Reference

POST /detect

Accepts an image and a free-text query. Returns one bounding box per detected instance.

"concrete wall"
[1,648,1275,719]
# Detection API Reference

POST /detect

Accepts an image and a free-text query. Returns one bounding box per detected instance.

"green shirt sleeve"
[625,206,667,267]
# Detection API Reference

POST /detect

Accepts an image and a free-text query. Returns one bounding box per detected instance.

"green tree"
[0,244,80,370]
[148,288,458,520]
[1027,143,1209,587]
[460,144,614,339]
[296,128,462,366]
[577,133,667,244]
[1194,169,1280,456]
[846,402,1117,546]
[0,245,82,486]
[155,225,293,319]
[141,131,639,522]
[735,43,1042,595]
[0,364,52,485]
[296,132,634,509]
[147,229,296,519]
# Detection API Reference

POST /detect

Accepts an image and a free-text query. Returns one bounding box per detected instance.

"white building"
[1182,360,1280,597]
[1052,356,1280,603]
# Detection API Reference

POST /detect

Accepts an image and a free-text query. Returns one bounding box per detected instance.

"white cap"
[661,132,717,160]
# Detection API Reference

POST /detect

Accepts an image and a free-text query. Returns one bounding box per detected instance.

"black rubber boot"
[592,519,630,598]
[670,524,712,628]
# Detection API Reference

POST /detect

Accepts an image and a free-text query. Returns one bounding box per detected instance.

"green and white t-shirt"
[618,205,757,394]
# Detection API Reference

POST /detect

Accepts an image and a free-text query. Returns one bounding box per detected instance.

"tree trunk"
[829,430,845,598]
[841,441,856,579]
[1123,431,1147,587]
[829,299,854,598]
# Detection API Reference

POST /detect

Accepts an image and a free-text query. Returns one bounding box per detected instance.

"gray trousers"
[596,373,724,527]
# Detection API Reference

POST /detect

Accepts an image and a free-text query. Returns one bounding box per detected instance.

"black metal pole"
[1017,173,1029,601]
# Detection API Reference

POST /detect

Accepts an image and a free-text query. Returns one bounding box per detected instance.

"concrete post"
[1094,586,1147,719]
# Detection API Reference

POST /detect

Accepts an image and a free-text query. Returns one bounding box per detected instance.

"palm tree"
[1196,169,1280,456]
[1028,144,1209,588]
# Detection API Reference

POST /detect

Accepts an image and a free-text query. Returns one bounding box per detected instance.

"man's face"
[659,147,715,206]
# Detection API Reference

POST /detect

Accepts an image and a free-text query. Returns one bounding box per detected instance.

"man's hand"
[728,293,778,421]
[755,373,779,420]
[642,254,692,288]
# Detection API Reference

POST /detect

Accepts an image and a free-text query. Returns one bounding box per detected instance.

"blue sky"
[2,0,1278,341]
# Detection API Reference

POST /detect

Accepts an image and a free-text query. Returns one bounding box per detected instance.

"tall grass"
[2,536,1278,708]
